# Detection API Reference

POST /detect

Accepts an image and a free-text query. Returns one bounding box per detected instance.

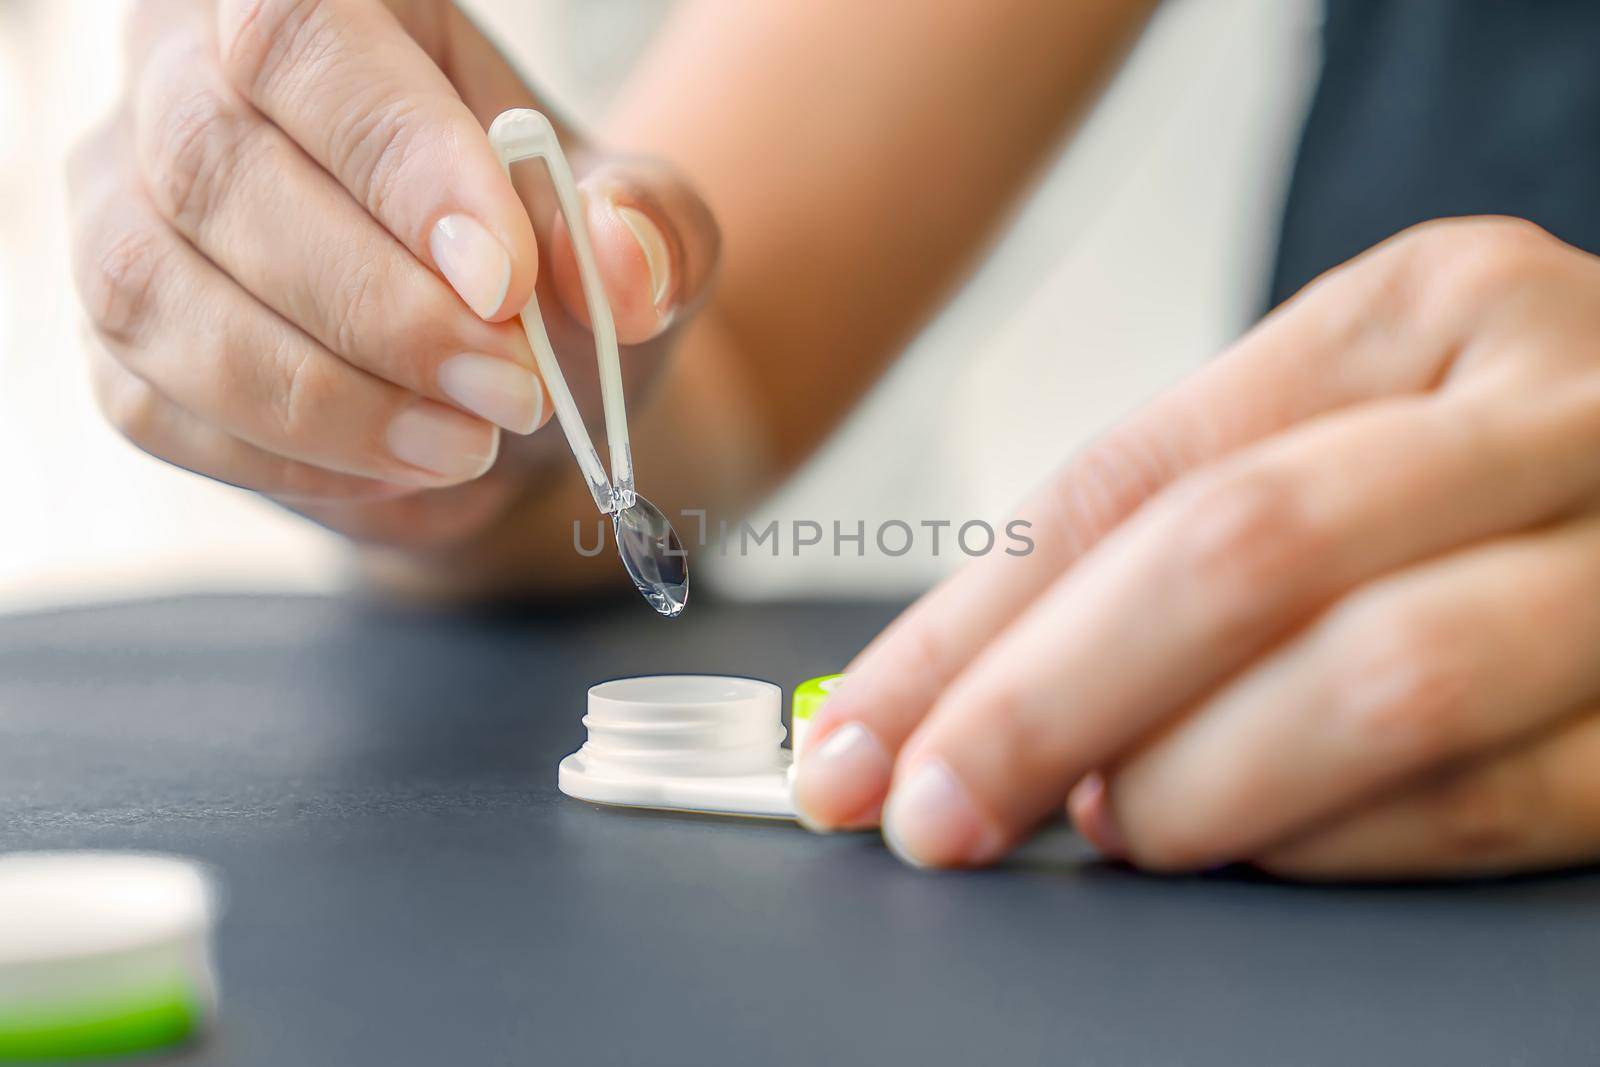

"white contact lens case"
[0,852,221,1060]
[558,675,797,819]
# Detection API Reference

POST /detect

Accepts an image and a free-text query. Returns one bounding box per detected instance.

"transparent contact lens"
[612,495,689,618]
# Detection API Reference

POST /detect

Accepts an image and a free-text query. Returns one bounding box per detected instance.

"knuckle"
[219,0,329,100]
[75,223,170,346]
[1038,429,1175,555]
[323,253,450,387]
[139,75,255,231]
[1399,217,1560,315]
[967,676,1029,746]
[1333,604,1472,767]
[324,248,388,359]
[887,621,956,704]
[1165,466,1316,627]
[336,96,429,217]
[966,679,1069,790]
[261,335,328,445]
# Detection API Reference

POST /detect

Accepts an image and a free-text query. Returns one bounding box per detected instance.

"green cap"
[792,674,845,722]
[0,985,203,1061]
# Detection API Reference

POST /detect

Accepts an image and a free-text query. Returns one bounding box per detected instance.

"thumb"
[549,160,722,346]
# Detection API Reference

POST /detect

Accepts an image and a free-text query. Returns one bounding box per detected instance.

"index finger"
[217,0,537,320]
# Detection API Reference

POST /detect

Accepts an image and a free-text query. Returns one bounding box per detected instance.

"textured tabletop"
[1,595,1597,1066]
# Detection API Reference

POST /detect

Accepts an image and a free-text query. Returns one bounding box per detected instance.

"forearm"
[607,0,1162,467]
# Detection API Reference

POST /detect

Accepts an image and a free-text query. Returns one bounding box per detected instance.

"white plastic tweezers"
[488,109,635,515]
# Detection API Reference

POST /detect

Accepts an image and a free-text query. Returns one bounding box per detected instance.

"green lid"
[0,985,202,1061]
[0,852,217,1063]
[792,674,845,722]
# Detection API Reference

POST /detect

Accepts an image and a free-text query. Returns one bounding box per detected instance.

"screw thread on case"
[577,677,786,779]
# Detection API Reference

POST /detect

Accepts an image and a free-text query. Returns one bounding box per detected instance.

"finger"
[130,35,545,433]
[87,340,411,501]
[792,220,1500,831]
[287,473,523,551]
[547,160,721,345]
[72,171,497,486]
[1104,511,1600,872]
[217,0,538,320]
[1255,711,1600,881]
[881,383,1600,868]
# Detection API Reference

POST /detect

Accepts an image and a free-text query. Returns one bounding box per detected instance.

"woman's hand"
[68,0,718,550]
[794,216,1600,880]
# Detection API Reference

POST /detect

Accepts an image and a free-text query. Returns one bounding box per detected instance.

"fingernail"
[430,214,512,320]
[437,353,544,434]
[1068,773,1128,860]
[792,721,892,833]
[614,204,672,311]
[386,400,499,481]
[883,759,1004,869]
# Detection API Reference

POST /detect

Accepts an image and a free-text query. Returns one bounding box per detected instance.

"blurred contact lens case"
[0,852,221,1062]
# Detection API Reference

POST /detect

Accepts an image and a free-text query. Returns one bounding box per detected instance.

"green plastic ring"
[792,674,845,723]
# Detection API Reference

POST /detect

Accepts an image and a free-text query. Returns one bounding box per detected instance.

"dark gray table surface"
[2,595,1598,1066]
